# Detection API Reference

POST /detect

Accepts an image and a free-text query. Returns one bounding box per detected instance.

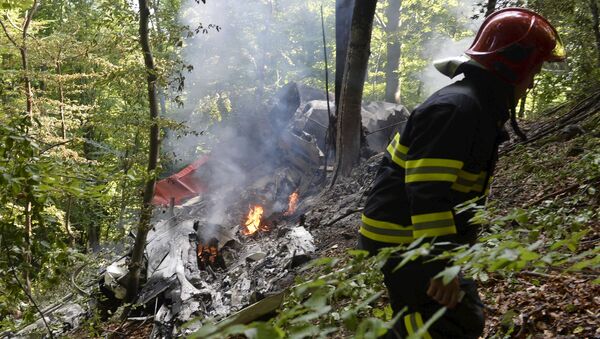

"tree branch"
[22,0,39,40]
[3,242,54,339]
[0,16,20,48]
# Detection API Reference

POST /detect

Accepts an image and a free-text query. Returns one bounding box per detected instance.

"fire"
[284,191,299,216]
[243,205,266,235]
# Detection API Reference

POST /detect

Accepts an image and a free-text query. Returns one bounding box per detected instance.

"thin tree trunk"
[518,96,527,118]
[21,1,38,121]
[24,200,32,294]
[115,131,140,239]
[57,61,67,139]
[333,0,378,181]
[0,0,39,121]
[331,0,356,156]
[590,0,600,67]
[485,0,497,17]
[65,196,74,246]
[125,0,162,303]
[385,0,401,103]
[335,0,355,106]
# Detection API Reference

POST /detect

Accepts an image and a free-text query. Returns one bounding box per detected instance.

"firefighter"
[358,8,565,338]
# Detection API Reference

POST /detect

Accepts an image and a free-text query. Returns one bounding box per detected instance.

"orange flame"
[284,191,299,216]
[243,205,265,235]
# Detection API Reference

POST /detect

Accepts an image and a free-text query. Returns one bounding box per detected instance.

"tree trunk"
[57,61,67,139]
[590,0,600,67]
[65,196,74,246]
[24,200,32,294]
[335,0,355,106]
[485,0,497,17]
[125,0,162,303]
[87,222,100,252]
[384,0,401,103]
[0,1,38,121]
[333,0,378,180]
[21,1,38,121]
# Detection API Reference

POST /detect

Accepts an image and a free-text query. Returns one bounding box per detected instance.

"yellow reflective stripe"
[395,142,408,154]
[362,214,411,231]
[472,171,488,193]
[359,225,414,244]
[457,169,479,181]
[412,211,453,224]
[404,313,432,339]
[411,211,457,237]
[360,214,414,244]
[405,158,462,183]
[414,312,433,339]
[451,182,472,192]
[406,173,457,183]
[405,158,463,169]
[413,225,456,238]
[453,170,488,193]
[404,314,415,336]
[386,133,408,168]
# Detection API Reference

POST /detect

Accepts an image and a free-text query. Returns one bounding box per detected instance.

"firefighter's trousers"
[359,235,485,339]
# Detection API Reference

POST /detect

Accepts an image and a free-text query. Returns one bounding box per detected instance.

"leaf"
[500,309,518,329]
[289,305,331,324]
[244,322,283,339]
[288,323,321,339]
[407,306,446,339]
[573,326,584,334]
[355,317,387,339]
[434,266,460,285]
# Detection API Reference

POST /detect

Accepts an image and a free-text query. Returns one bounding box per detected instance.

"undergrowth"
[190,110,599,338]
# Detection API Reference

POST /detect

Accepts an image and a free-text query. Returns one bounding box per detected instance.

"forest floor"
[35,91,600,338]
[302,91,600,338]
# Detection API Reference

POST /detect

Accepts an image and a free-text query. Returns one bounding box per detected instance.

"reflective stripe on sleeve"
[452,170,488,193]
[405,158,463,183]
[452,169,479,192]
[411,211,457,237]
[472,171,487,192]
[386,133,408,168]
[360,214,414,244]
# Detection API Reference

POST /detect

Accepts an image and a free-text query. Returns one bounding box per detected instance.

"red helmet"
[465,8,566,85]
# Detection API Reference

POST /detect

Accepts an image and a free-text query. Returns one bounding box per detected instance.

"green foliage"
[190,249,401,338]
[0,0,192,326]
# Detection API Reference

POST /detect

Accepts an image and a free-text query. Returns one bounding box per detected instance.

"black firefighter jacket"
[361,68,510,247]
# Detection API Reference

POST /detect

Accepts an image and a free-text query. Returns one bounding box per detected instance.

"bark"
[57,60,67,139]
[24,200,32,294]
[87,222,99,252]
[335,0,355,106]
[590,0,600,67]
[485,0,497,17]
[125,0,162,303]
[65,196,74,246]
[333,0,378,180]
[330,0,355,163]
[384,0,401,103]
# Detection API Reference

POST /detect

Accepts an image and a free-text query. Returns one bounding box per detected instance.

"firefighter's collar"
[433,55,486,79]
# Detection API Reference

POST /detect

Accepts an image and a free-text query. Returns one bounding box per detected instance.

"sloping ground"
[50,91,598,338]
[295,91,599,338]
[478,90,600,338]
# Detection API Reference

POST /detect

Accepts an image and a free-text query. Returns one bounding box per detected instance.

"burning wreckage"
[13,83,409,337]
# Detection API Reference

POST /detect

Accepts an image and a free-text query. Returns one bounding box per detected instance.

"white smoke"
[163,0,331,236]
[419,1,483,97]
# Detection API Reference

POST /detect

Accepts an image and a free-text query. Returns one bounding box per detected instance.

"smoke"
[418,1,483,97]
[164,0,330,235]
